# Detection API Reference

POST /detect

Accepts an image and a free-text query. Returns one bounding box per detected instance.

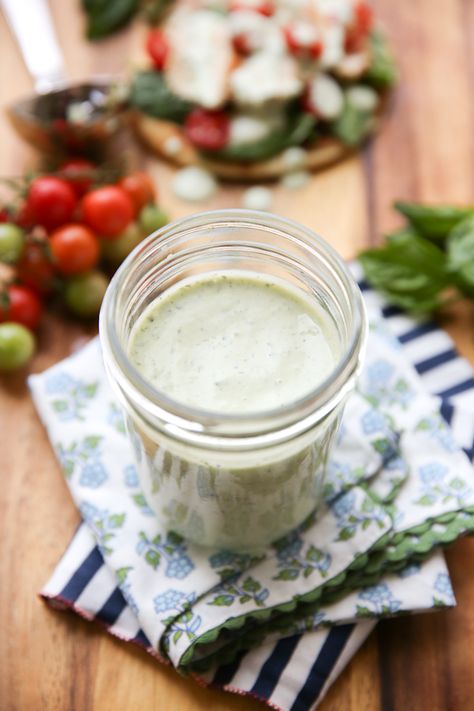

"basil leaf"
[359,232,451,313]
[364,30,398,89]
[130,71,193,122]
[385,226,421,243]
[83,0,139,39]
[142,0,175,23]
[394,201,474,243]
[447,215,474,296]
[331,103,374,147]
[209,114,316,163]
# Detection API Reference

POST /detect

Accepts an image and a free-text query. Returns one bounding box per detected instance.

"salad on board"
[130,0,397,179]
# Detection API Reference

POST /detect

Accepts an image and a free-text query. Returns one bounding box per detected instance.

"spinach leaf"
[364,30,398,89]
[331,103,374,147]
[130,70,193,122]
[394,201,474,243]
[447,215,474,296]
[209,114,316,163]
[83,0,140,40]
[359,232,451,313]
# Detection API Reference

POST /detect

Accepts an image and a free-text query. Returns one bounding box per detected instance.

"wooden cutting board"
[1,1,474,709]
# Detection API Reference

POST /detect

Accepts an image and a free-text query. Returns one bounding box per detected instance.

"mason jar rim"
[99,209,366,445]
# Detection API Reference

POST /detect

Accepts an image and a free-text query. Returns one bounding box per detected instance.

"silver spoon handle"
[1,0,67,93]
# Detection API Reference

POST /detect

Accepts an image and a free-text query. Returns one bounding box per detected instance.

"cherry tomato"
[59,158,96,197]
[284,24,323,59]
[119,172,156,215]
[0,322,35,371]
[26,176,77,231]
[101,223,143,264]
[15,201,35,229]
[146,29,169,70]
[345,1,374,53]
[184,109,230,151]
[139,204,169,235]
[81,186,134,239]
[232,33,253,54]
[0,223,25,264]
[64,271,108,318]
[0,208,11,223]
[17,243,55,295]
[230,0,274,16]
[50,224,100,276]
[0,285,43,330]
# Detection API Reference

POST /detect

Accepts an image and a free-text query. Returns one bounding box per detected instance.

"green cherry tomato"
[64,271,109,318]
[101,223,143,264]
[0,322,35,371]
[139,204,169,236]
[0,223,25,264]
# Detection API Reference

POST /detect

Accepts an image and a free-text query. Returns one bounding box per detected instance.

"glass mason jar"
[100,210,366,551]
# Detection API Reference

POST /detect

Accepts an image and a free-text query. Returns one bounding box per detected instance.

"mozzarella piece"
[280,170,311,189]
[163,135,184,155]
[281,146,308,170]
[315,0,354,24]
[229,114,272,145]
[228,10,285,53]
[231,52,303,105]
[309,73,344,120]
[289,20,321,46]
[166,11,233,109]
[346,85,379,112]
[172,167,218,202]
[336,50,371,78]
[242,186,273,210]
[320,23,345,68]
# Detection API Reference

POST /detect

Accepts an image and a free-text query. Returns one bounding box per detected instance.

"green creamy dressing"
[128,272,340,414]
[125,271,343,550]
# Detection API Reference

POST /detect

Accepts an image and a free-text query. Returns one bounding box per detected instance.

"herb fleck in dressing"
[125,271,343,550]
[129,273,340,413]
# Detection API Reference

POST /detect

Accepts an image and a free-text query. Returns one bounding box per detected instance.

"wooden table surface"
[2,1,474,709]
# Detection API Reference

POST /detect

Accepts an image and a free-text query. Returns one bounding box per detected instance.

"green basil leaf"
[364,30,398,89]
[447,215,474,295]
[142,0,175,23]
[130,70,193,122]
[394,201,474,243]
[209,113,316,163]
[331,103,374,147]
[385,226,421,243]
[84,0,140,40]
[359,232,451,313]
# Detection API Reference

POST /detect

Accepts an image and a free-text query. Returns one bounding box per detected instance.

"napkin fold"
[32,268,474,710]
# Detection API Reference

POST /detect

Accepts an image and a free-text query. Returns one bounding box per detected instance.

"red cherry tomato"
[50,224,100,276]
[284,24,323,59]
[230,0,274,16]
[15,201,35,229]
[119,172,156,215]
[233,33,253,54]
[0,285,43,330]
[27,176,77,231]
[81,186,134,240]
[16,243,55,295]
[355,1,374,33]
[0,208,10,223]
[146,29,169,70]
[345,1,374,53]
[184,109,230,151]
[59,159,96,197]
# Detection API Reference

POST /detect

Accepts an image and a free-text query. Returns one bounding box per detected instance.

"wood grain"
[1,1,474,709]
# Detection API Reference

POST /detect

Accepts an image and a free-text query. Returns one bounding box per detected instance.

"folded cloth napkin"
[31,269,474,710]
